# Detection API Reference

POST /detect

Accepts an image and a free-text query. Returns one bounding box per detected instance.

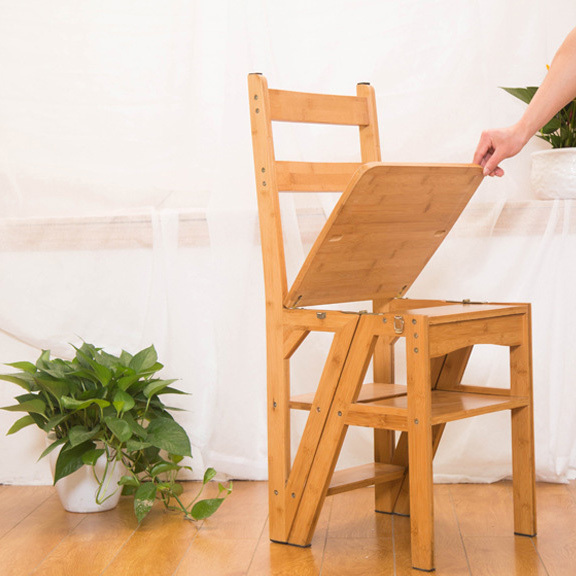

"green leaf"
[5,361,37,373]
[119,350,133,367]
[134,482,157,523]
[35,350,51,369]
[129,346,158,374]
[190,498,225,520]
[0,374,33,391]
[143,379,178,399]
[117,374,141,391]
[42,414,69,434]
[541,116,561,134]
[81,448,105,466]
[149,462,181,477]
[145,418,191,457]
[69,425,100,447]
[501,86,538,105]
[54,441,94,483]
[73,346,112,386]
[39,437,66,460]
[104,417,132,442]
[168,482,184,496]
[118,474,140,488]
[125,438,152,452]
[61,397,110,410]
[203,467,217,484]
[2,399,46,415]
[6,415,36,435]
[113,390,135,414]
[122,414,147,439]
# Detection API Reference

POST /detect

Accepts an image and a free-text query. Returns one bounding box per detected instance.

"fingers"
[473,132,492,166]
[473,129,511,177]
[483,148,506,177]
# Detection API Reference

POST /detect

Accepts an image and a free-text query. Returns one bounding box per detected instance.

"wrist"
[513,119,535,148]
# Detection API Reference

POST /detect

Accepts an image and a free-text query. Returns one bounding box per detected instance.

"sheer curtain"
[0,0,575,484]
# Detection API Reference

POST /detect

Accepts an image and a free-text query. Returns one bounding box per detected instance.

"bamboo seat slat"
[289,383,407,411]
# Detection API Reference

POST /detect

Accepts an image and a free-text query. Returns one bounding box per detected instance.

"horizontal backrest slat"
[276,161,361,192]
[269,89,369,125]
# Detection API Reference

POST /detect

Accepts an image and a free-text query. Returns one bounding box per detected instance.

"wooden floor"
[0,480,575,575]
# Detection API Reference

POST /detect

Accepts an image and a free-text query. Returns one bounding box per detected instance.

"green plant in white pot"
[1,343,231,522]
[503,84,576,198]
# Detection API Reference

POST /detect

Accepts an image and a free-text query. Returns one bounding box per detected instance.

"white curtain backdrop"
[0,0,575,484]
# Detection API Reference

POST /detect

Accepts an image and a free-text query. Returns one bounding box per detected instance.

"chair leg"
[511,405,537,536]
[406,318,435,572]
[407,419,435,571]
[509,310,537,538]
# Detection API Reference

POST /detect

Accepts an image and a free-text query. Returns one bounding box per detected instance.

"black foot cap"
[270,539,311,549]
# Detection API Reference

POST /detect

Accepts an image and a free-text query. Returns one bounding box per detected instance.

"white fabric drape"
[1,0,576,484]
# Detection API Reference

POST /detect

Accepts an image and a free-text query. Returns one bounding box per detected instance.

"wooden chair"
[247,73,536,572]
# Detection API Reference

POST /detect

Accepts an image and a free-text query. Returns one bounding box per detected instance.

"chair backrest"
[247,74,382,311]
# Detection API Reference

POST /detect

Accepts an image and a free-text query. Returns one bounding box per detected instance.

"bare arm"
[474,27,576,176]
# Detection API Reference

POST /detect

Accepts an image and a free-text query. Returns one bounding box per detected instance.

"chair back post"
[248,73,291,539]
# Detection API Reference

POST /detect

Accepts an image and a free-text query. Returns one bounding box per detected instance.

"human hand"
[473,125,529,177]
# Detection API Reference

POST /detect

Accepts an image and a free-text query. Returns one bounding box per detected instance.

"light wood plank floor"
[0,480,574,575]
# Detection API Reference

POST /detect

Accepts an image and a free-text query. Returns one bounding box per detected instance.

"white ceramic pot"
[47,437,124,513]
[531,148,576,199]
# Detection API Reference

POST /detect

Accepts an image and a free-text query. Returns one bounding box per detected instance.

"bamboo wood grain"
[385,347,473,516]
[276,161,361,192]
[428,314,524,358]
[284,163,483,308]
[509,310,537,537]
[287,316,378,545]
[352,390,528,426]
[289,382,407,411]
[326,463,405,496]
[284,315,359,536]
[249,75,536,571]
[268,89,369,125]
[248,73,291,540]
[283,328,310,359]
[406,316,435,571]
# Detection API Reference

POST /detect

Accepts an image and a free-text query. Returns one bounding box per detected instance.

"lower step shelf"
[327,463,405,496]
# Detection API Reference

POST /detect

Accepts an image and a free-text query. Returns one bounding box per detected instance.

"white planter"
[48,438,124,513]
[531,148,576,199]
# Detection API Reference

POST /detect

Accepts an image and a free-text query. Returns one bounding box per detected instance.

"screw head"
[255,108,260,114]
[273,401,277,408]
[316,406,321,413]
[274,490,278,495]
[414,333,419,339]
[291,492,296,498]
[414,348,419,353]
[412,319,417,325]
[414,419,419,425]
[338,411,342,417]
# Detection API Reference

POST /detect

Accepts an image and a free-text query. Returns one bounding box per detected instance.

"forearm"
[517,26,576,140]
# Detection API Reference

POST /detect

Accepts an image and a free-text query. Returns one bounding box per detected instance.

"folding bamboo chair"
[247,73,536,572]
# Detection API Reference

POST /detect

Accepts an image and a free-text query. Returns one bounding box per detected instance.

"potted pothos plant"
[1,343,231,522]
[502,83,576,198]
